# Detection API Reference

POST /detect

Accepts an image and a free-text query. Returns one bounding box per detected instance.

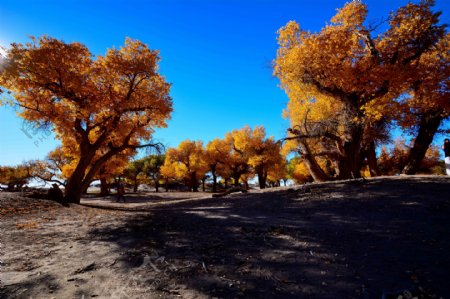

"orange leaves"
[160,126,286,189]
[378,139,442,175]
[229,126,282,173]
[274,0,447,181]
[0,163,34,190]
[1,36,172,151]
[383,0,442,54]
[161,140,207,191]
[290,159,312,184]
[16,221,38,230]
[274,0,445,116]
[0,36,173,202]
[222,126,285,188]
[331,1,367,28]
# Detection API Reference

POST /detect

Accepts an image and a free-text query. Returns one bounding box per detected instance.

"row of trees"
[160,126,285,192]
[0,134,444,194]
[0,126,287,193]
[274,0,449,181]
[0,163,33,191]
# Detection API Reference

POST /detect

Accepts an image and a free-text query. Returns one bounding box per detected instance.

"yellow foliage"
[161,140,207,191]
[274,0,446,181]
[291,160,312,184]
[224,126,285,188]
[0,36,172,202]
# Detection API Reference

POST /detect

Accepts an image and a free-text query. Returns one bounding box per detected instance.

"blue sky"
[1,0,449,166]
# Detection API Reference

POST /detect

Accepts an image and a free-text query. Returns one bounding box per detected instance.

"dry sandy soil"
[1,176,449,299]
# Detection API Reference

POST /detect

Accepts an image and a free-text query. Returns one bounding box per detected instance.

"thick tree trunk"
[402,110,443,175]
[100,178,109,196]
[64,166,88,204]
[337,126,363,179]
[257,168,267,189]
[233,174,240,187]
[7,183,15,192]
[64,181,84,204]
[365,140,380,177]
[64,146,96,204]
[191,172,199,192]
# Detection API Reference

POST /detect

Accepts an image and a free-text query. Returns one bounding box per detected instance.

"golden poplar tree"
[222,128,251,187]
[205,138,229,192]
[398,33,449,174]
[161,140,207,192]
[0,36,172,203]
[275,1,446,181]
[232,126,285,189]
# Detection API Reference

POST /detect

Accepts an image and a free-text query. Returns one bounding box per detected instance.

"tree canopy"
[275,0,448,181]
[0,36,172,202]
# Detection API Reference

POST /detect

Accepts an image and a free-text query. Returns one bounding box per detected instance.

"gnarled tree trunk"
[64,157,93,203]
[337,125,363,179]
[402,109,443,175]
[299,141,329,182]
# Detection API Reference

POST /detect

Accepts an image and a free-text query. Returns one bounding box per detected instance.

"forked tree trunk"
[64,146,97,204]
[402,110,443,175]
[64,146,120,203]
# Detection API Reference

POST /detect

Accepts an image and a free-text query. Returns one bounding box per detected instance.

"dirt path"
[1,176,449,298]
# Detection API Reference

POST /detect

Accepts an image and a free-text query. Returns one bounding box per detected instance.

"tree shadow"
[0,274,60,299]
[87,177,450,298]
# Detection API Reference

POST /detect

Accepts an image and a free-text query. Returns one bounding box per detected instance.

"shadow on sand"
[80,177,450,298]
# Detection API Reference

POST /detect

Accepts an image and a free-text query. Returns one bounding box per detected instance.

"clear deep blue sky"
[1,0,449,166]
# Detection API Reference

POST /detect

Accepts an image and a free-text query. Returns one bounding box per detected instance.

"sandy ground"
[1,176,449,299]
